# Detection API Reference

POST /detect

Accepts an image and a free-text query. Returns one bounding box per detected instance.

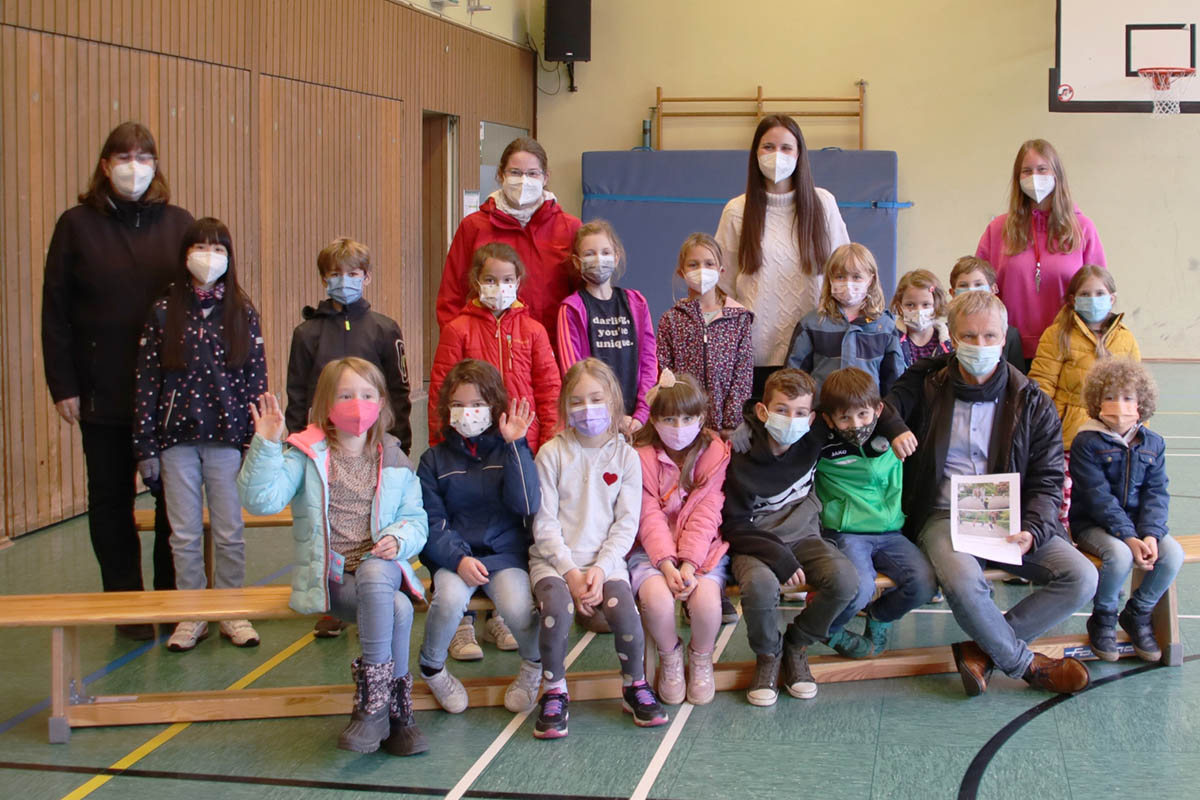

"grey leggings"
[534,576,644,683]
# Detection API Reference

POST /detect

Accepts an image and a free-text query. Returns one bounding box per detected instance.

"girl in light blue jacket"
[238,357,428,758]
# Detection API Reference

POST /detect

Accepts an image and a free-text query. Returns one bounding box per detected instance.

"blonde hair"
[819,243,885,320]
[891,269,948,318]
[1002,139,1082,256]
[1051,265,1116,358]
[311,357,394,452]
[317,237,371,278]
[559,358,624,437]
[946,291,1009,338]
[676,232,728,305]
[572,219,627,281]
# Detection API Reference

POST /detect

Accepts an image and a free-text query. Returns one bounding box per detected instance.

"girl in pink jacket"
[630,371,732,706]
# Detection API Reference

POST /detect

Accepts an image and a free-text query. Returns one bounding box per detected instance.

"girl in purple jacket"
[556,220,657,437]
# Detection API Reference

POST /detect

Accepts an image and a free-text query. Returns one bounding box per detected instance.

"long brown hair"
[633,373,711,493]
[1001,139,1082,256]
[311,357,395,452]
[436,359,509,438]
[1052,265,1116,358]
[79,122,171,210]
[162,218,255,370]
[736,115,830,278]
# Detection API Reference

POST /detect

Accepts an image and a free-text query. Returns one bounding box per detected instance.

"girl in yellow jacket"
[1028,265,1140,526]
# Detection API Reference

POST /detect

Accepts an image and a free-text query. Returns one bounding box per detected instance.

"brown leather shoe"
[951,641,994,697]
[1023,653,1090,694]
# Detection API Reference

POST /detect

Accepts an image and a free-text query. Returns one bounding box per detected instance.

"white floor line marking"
[915,609,1200,619]
[1165,453,1200,457]
[1157,411,1200,415]
[443,631,596,800]
[1163,435,1200,439]
[628,607,742,800]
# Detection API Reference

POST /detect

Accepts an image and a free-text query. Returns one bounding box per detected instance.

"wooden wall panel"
[0,1,534,539]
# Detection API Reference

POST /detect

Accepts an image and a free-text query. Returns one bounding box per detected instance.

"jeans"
[328,557,414,676]
[919,512,1097,677]
[420,567,539,668]
[80,421,174,592]
[826,531,937,632]
[731,535,859,656]
[1073,527,1184,616]
[160,443,246,590]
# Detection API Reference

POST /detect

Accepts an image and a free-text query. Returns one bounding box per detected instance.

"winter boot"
[337,658,393,753]
[382,672,428,756]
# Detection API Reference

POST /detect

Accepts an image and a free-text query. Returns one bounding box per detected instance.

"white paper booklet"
[949,473,1023,566]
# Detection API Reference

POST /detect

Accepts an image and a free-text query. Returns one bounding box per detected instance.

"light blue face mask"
[764,412,811,447]
[1074,294,1113,324]
[955,342,1003,378]
[326,274,364,306]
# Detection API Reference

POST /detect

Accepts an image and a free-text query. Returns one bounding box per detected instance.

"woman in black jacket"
[42,122,194,638]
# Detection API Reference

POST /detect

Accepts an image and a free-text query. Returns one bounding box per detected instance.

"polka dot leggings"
[533,576,644,684]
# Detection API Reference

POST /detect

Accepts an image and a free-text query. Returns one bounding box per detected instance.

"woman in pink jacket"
[975,139,1106,363]
[630,371,731,706]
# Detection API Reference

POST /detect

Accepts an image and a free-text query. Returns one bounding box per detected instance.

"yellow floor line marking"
[59,632,316,800]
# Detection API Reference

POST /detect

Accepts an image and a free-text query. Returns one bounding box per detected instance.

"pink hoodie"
[975,207,1106,359]
[635,431,731,573]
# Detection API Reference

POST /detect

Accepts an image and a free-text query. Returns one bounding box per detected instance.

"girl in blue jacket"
[1070,358,1182,664]
[238,357,429,757]
[417,359,543,715]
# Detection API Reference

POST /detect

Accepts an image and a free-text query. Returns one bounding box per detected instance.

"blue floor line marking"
[0,563,294,736]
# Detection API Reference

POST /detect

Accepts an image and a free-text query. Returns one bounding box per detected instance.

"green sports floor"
[3,363,1200,800]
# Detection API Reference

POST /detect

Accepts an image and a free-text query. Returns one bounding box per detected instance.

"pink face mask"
[654,420,702,452]
[329,398,382,436]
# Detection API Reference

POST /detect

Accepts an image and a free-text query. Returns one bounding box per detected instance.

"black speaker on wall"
[545,0,591,62]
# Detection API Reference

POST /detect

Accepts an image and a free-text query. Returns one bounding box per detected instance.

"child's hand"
[782,567,806,590]
[498,397,535,443]
[1143,535,1159,566]
[660,561,686,595]
[582,566,606,609]
[1126,537,1155,569]
[565,568,589,606]
[371,536,399,560]
[249,393,286,442]
[891,432,918,460]
[619,416,642,438]
[457,556,490,587]
[1007,531,1034,555]
[676,561,698,600]
[727,422,753,454]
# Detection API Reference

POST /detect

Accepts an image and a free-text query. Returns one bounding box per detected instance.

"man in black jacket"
[885,291,1097,696]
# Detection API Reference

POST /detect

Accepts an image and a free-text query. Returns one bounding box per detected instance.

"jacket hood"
[672,295,753,324]
[1070,310,1127,344]
[286,425,411,469]
[480,193,565,230]
[460,298,531,322]
[895,315,950,343]
[301,297,372,321]
[1076,417,1141,448]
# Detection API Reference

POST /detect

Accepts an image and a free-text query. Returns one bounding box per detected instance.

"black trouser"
[79,422,175,592]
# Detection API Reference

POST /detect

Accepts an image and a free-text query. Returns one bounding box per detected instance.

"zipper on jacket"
[1122,446,1132,508]
[164,389,177,428]
[495,321,505,380]
[506,334,513,371]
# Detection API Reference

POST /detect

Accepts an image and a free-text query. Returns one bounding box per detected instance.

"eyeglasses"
[503,168,544,180]
[110,152,157,165]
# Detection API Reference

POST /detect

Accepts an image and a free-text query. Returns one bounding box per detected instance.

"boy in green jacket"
[816,367,937,657]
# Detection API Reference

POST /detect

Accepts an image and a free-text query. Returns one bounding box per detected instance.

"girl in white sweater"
[529,358,666,738]
[716,115,850,394]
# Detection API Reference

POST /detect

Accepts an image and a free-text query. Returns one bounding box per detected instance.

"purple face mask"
[654,420,701,451]
[568,403,611,437]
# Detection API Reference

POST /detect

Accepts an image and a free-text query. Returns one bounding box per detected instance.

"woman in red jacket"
[436,137,581,353]
[429,243,561,452]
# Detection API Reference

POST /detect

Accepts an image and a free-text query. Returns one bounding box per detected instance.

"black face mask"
[838,416,877,448]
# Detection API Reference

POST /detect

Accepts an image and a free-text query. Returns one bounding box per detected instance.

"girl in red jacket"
[429,243,561,452]
[436,137,581,352]
[630,371,732,706]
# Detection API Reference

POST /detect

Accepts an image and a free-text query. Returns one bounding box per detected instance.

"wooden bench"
[133,508,293,586]
[9,535,1194,743]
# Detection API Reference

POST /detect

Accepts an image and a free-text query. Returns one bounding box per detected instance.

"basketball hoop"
[1137,67,1195,115]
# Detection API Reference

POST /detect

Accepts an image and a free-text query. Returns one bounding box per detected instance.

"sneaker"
[686,648,715,705]
[782,643,817,699]
[1118,605,1162,662]
[314,615,346,638]
[219,619,261,647]
[929,590,945,604]
[1003,576,1031,586]
[533,690,569,739]
[747,652,781,707]
[656,641,686,705]
[422,667,469,713]
[826,627,872,659]
[1086,610,1120,662]
[166,620,209,652]
[448,616,483,661]
[720,595,739,624]
[504,659,543,713]
[621,680,668,727]
[482,614,518,651]
[864,617,893,655]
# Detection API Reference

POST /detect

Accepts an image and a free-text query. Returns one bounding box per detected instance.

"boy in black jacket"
[724,368,913,707]
[286,237,413,637]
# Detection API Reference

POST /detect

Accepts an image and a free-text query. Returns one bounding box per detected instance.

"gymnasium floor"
[2,363,1199,800]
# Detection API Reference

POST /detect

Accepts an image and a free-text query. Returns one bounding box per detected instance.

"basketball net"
[1138,67,1195,116]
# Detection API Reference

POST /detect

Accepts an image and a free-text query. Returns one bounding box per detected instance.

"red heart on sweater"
[602,472,618,486]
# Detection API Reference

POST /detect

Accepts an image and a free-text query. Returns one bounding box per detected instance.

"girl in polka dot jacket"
[528,358,667,739]
[133,217,268,652]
